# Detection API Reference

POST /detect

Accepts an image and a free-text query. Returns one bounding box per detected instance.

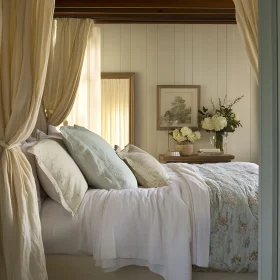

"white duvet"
[41,163,210,280]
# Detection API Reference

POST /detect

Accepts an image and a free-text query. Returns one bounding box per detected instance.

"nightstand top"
[159,153,235,164]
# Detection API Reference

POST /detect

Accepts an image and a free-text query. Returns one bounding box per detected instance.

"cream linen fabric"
[0,0,54,279]
[101,79,130,148]
[115,144,169,188]
[44,19,93,126]
[28,139,88,216]
[67,26,101,134]
[233,0,258,82]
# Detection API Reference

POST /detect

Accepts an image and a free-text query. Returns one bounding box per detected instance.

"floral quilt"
[193,162,258,272]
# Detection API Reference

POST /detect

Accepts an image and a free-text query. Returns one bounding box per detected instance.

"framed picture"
[157,85,200,130]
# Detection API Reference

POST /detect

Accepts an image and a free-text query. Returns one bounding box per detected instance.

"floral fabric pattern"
[193,162,258,272]
[115,144,169,188]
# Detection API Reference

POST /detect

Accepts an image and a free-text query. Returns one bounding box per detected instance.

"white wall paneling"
[98,24,259,163]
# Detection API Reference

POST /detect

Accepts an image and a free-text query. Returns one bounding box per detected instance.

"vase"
[210,132,228,152]
[175,143,194,156]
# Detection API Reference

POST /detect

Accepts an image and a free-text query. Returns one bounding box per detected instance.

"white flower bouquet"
[169,126,201,144]
[198,95,243,151]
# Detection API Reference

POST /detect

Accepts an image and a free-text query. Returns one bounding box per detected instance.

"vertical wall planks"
[102,24,121,71]
[120,25,131,72]
[226,25,251,161]
[146,25,158,157]
[175,25,185,85]
[217,25,227,100]
[130,24,147,150]
[184,25,193,85]
[157,24,175,155]
[250,72,259,163]
[216,25,228,152]
[99,23,258,162]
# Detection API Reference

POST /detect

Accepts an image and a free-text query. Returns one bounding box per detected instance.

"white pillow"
[21,138,47,212]
[28,138,88,216]
[115,144,169,188]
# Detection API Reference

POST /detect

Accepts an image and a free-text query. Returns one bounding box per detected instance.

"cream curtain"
[0,0,54,279]
[66,26,101,134]
[233,0,258,82]
[101,79,130,148]
[44,18,93,126]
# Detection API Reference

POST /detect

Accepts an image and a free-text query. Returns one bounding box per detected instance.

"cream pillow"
[115,144,169,188]
[28,138,88,216]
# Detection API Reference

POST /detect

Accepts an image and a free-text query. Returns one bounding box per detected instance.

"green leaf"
[203,106,207,112]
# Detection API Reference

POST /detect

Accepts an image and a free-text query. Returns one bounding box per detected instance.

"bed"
[40,160,258,280]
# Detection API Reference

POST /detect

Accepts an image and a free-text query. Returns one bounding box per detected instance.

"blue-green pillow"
[60,125,138,190]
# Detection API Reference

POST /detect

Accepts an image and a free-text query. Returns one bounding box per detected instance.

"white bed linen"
[41,163,210,280]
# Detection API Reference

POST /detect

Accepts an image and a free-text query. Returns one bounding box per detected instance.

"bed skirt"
[46,255,258,280]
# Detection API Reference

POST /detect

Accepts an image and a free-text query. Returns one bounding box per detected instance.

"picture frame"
[157,85,200,130]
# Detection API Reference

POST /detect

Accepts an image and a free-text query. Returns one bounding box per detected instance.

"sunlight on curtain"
[66,26,101,134]
[233,0,258,82]
[101,79,130,148]
[44,19,92,126]
[0,0,54,279]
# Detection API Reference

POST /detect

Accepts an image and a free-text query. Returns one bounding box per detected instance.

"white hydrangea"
[202,116,227,131]
[180,126,192,137]
[194,131,201,140]
[232,112,239,121]
[187,133,197,143]
[172,129,180,139]
[175,134,187,143]
[212,115,227,131]
[201,117,214,131]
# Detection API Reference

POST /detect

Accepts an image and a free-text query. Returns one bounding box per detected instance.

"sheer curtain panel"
[66,26,101,134]
[0,0,54,279]
[233,0,258,82]
[101,79,130,148]
[44,18,93,126]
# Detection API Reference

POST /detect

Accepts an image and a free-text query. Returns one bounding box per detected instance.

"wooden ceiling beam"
[54,0,236,24]
[55,0,235,9]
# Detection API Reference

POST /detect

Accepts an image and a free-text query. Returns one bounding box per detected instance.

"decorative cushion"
[28,138,88,216]
[60,125,138,190]
[115,144,169,188]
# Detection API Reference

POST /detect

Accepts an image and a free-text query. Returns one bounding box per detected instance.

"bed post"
[259,0,279,279]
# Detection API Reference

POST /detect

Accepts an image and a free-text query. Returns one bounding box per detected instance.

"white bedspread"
[41,163,210,280]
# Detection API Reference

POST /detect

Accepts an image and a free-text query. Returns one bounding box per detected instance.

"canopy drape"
[66,26,101,134]
[0,0,54,279]
[44,18,93,126]
[233,0,258,82]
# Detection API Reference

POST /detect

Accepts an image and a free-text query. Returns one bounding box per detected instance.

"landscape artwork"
[157,85,200,130]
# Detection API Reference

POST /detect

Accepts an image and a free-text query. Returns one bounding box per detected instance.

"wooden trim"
[101,72,135,144]
[54,0,236,23]
[55,0,235,8]
[159,153,234,164]
[157,85,201,131]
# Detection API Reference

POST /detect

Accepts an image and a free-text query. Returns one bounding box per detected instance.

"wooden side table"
[159,154,235,164]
